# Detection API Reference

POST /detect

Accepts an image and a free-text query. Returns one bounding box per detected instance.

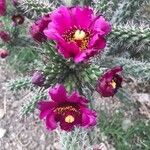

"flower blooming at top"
[44,6,111,63]
[32,71,45,87]
[96,66,123,97]
[30,14,51,42]
[38,84,97,131]
[12,14,25,25]
[0,49,9,58]
[0,31,11,43]
[0,0,6,16]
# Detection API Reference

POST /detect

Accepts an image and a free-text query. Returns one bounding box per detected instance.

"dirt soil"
[0,60,57,150]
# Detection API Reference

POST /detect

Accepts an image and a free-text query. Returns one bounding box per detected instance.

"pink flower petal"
[81,108,97,127]
[44,23,63,41]
[50,6,73,34]
[71,6,93,29]
[74,52,86,63]
[49,84,67,103]
[46,113,57,130]
[40,109,51,119]
[81,112,90,126]
[92,16,111,36]
[38,101,57,111]
[68,91,88,105]
[90,34,106,49]
[60,121,74,131]
[58,41,80,59]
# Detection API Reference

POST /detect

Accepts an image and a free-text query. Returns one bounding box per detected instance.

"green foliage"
[111,0,145,24]
[0,12,39,73]
[56,128,90,150]
[17,0,55,19]
[20,90,47,116]
[99,111,150,150]
[9,77,32,92]
[94,0,120,18]
[7,46,39,73]
[108,24,150,59]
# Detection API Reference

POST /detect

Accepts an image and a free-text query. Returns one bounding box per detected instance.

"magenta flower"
[30,14,51,42]
[0,0,6,16]
[38,84,97,131]
[44,6,111,63]
[96,66,123,97]
[32,71,45,87]
[0,31,11,43]
[0,49,9,58]
[12,14,25,25]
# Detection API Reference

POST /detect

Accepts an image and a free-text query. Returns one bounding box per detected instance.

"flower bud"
[0,31,11,43]
[0,49,9,58]
[32,71,45,86]
[12,14,24,25]
[0,0,6,16]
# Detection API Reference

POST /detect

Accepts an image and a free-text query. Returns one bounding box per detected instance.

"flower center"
[110,80,117,89]
[74,30,86,40]
[65,115,75,123]
[63,28,90,51]
[16,17,22,23]
[55,106,78,115]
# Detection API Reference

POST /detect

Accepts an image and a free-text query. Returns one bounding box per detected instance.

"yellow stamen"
[65,115,75,123]
[110,80,116,89]
[74,30,86,40]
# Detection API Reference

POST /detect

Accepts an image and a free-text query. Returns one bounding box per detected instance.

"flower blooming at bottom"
[44,6,111,63]
[96,66,123,97]
[38,84,97,131]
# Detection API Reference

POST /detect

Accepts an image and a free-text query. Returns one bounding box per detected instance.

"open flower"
[30,14,51,42]
[38,84,97,131]
[44,6,111,63]
[0,0,6,16]
[96,66,123,97]
[12,14,24,25]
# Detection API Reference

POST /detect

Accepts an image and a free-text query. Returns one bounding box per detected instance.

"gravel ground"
[0,60,57,150]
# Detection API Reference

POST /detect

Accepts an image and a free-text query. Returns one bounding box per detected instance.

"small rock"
[0,109,5,119]
[54,142,62,150]
[40,133,45,141]
[101,132,107,141]
[93,143,108,150]
[12,101,20,108]
[0,128,7,138]
[136,93,150,103]
[122,118,132,131]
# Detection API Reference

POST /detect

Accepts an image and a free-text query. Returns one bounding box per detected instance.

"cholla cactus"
[1,0,150,149]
